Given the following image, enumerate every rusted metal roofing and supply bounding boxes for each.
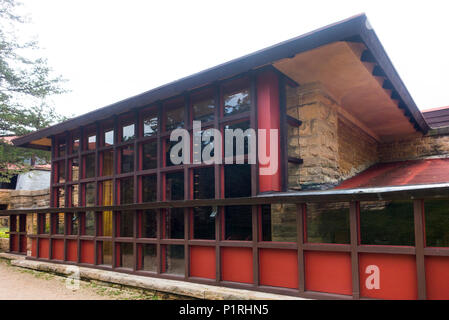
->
[423,106,449,128]
[336,158,449,189]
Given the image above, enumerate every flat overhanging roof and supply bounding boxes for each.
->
[12,13,430,150]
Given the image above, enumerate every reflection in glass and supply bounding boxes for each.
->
[306,202,349,244]
[122,124,135,142]
[164,208,184,239]
[261,204,297,242]
[163,245,184,276]
[193,207,215,240]
[224,206,252,241]
[223,89,250,116]
[425,199,449,247]
[141,244,157,272]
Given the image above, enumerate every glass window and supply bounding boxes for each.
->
[193,207,215,240]
[193,167,214,199]
[101,180,113,206]
[58,138,66,157]
[41,213,50,234]
[104,129,114,146]
[119,178,134,204]
[223,88,250,117]
[224,121,252,157]
[193,97,215,122]
[165,139,181,167]
[87,134,96,150]
[54,213,65,234]
[85,182,96,206]
[224,164,251,198]
[101,211,113,237]
[120,145,134,173]
[70,158,79,181]
[306,202,350,244]
[165,106,184,131]
[100,241,113,266]
[360,200,415,246]
[83,211,95,236]
[27,213,38,235]
[119,243,134,269]
[118,211,134,238]
[57,187,65,208]
[70,185,79,207]
[141,244,157,272]
[141,210,157,238]
[84,154,95,178]
[143,111,158,137]
[142,175,157,203]
[122,123,135,142]
[163,245,184,276]
[164,208,184,239]
[224,206,252,241]
[72,137,80,154]
[101,149,113,176]
[142,141,157,170]
[425,199,449,247]
[166,172,184,201]
[261,204,297,242]
[58,161,65,183]
[68,213,79,235]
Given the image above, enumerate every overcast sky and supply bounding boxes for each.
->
[16,0,449,118]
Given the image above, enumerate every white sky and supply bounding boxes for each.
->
[16,0,449,118]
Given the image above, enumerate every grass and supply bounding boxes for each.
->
[0,227,8,239]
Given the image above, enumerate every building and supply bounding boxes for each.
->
[3,14,449,300]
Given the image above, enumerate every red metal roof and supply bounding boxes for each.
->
[423,106,449,128]
[335,158,449,189]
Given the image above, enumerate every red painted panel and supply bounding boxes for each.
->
[9,234,16,252]
[305,251,352,295]
[257,70,281,193]
[38,238,50,259]
[359,253,417,300]
[80,240,95,264]
[52,239,64,261]
[190,246,215,280]
[425,256,449,300]
[221,247,253,284]
[259,249,298,289]
[20,235,27,253]
[31,239,37,257]
[66,240,78,262]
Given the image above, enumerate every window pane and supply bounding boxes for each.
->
[164,208,184,239]
[101,149,113,176]
[120,145,134,173]
[224,164,251,198]
[141,210,157,238]
[101,180,113,205]
[85,182,95,206]
[163,245,184,276]
[425,199,449,247]
[71,158,79,181]
[193,167,214,199]
[306,202,350,244]
[72,137,80,154]
[224,121,251,156]
[41,213,50,234]
[58,139,66,157]
[84,211,95,236]
[360,201,415,246]
[193,207,215,240]
[122,124,135,142]
[27,213,38,235]
[55,213,64,234]
[84,154,95,178]
[87,134,96,150]
[118,211,134,238]
[104,129,114,146]
[223,88,250,116]
[165,139,180,167]
[57,188,65,208]
[119,243,134,269]
[193,98,214,122]
[143,112,158,137]
[142,141,157,170]
[120,178,134,204]
[70,185,79,207]
[166,172,184,201]
[224,206,252,241]
[142,175,157,203]
[101,211,113,237]
[261,204,297,242]
[58,161,65,183]
[101,241,113,266]
[141,244,157,272]
[165,107,184,131]
[68,213,79,235]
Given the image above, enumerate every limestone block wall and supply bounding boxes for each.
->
[9,189,50,209]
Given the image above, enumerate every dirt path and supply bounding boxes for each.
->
[0,259,156,300]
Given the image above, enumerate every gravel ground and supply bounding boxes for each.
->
[0,258,158,300]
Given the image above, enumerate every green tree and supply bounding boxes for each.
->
[0,0,67,182]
